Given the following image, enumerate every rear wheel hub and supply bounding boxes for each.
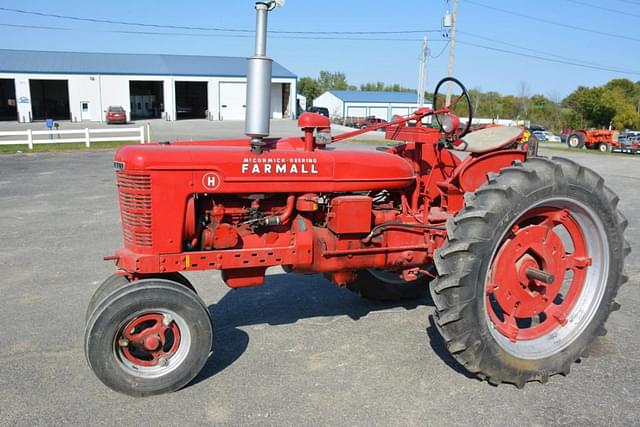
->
[487,208,592,342]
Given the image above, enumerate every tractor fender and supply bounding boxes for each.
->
[456,149,527,194]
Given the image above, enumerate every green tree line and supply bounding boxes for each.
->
[298,71,640,131]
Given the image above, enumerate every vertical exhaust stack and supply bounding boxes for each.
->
[245,0,284,153]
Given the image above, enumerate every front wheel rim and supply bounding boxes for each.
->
[114,309,191,378]
[485,198,609,359]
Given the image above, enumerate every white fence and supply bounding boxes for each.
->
[0,126,145,150]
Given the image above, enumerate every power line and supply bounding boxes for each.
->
[610,0,640,6]
[429,40,450,58]
[3,21,638,76]
[462,0,640,43]
[0,6,441,35]
[458,30,631,70]
[2,21,639,77]
[457,39,640,76]
[0,22,446,43]
[564,0,640,19]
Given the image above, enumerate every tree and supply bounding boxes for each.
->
[468,88,483,117]
[517,81,530,118]
[317,71,349,92]
[501,95,519,119]
[478,91,503,118]
[297,77,320,104]
[561,108,587,130]
[361,81,385,91]
[528,94,562,129]
[563,86,615,128]
[359,81,414,92]
[602,88,640,129]
[604,79,639,100]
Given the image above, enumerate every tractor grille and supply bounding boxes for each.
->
[116,173,152,247]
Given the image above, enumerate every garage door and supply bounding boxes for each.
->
[369,107,388,120]
[391,107,410,118]
[30,79,70,121]
[219,82,246,120]
[346,106,366,118]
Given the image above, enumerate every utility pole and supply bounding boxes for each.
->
[417,36,428,106]
[445,0,458,105]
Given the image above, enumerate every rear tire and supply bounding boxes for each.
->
[348,268,432,301]
[430,157,628,387]
[85,279,212,396]
[567,133,585,149]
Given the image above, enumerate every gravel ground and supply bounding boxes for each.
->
[0,140,638,426]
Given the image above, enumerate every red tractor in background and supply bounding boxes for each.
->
[566,129,638,153]
[84,1,629,396]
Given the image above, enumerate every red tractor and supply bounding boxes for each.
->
[85,1,629,396]
[566,129,624,153]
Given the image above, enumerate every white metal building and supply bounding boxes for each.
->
[0,49,297,123]
[312,90,430,121]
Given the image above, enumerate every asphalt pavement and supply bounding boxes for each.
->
[0,139,638,426]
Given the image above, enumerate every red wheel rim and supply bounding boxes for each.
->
[486,207,592,342]
[118,312,181,367]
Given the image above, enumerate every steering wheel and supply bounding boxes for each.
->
[432,77,473,138]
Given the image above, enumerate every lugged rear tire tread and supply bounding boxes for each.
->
[430,156,629,387]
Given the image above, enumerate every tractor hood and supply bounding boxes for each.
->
[114,138,416,193]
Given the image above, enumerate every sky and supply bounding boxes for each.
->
[0,0,639,99]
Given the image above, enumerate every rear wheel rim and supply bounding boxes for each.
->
[569,137,579,147]
[485,198,609,359]
[114,309,191,378]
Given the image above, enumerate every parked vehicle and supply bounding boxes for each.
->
[356,116,387,129]
[566,129,631,152]
[531,130,547,142]
[535,131,561,143]
[616,134,640,154]
[106,106,127,124]
[84,1,629,397]
[306,106,329,117]
[543,131,562,142]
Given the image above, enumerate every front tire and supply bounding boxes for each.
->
[430,157,629,387]
[85,279,212,396]
[598,142,612,153]
[85,272,197,321]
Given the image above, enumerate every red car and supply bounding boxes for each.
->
[356,116,387,129]
[106,106,127,124]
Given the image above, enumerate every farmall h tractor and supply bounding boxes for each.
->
[85,1,629,396]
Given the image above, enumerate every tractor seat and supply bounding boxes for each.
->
[455,126,523,154]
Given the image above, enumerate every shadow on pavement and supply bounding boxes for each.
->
[190,272,434,387]
[425,315,476,379]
